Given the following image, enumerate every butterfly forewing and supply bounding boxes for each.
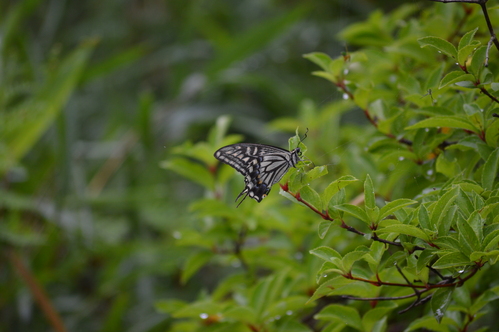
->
[214,143,301,206]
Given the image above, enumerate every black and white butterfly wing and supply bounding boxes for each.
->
[214,143,301,206]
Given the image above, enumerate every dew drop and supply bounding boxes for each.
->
[342,93,349,100]
[323,274,328,278]
[427,169,434,176]
[398,156,404,161]
[286,310,293,316]
[200,313,209,319]
[173,231,182,239]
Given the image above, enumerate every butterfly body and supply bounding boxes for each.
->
[214,143,301,206]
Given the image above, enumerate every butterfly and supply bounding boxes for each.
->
[214,142,303,207]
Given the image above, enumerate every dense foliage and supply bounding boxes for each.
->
[164,2,499,332]
[2,0,499,332]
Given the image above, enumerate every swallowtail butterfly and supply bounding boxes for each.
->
[214,142,302,207]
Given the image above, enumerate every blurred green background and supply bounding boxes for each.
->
[1,0,409,331]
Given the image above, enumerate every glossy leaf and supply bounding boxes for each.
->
[431,287,455,323]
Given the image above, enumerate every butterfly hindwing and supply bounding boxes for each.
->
[214,143,301,206]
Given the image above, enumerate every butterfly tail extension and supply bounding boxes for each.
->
[235,189,250,208]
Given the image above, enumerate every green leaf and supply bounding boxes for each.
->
[181,251,214,284]
[406,316,455,332]
[364,174,376,209]
[361,304,397,332]
[155,299,188,314]
[418,36,458,59]
[416,249,436,274]
[431,236,462,251]
[485,116,499,147]
[318,221,333,239]
[436,153,460,178]
[304,165,328,182]
[439,71,476,89]
[309,246,342,262]
[432,252,470,269]
[456,215,479,252]
[321,175,358,211]
[418,204,431,230]
[481,147,499,190]
[458,42,480,67]
[223,306,257,324]
[299,186,322,210]
[335,204,370,224]
[470,286,499,314]
[453,285,471,308]
[430,186,459,232]
[431,287,455,323]
[405,116,479,133]
[376,223,430,242]
[208,115,233,148]
[250,271,289,317]
[264,295,310,320]
[470,250,499,263]
[458,27,479,51]
[3,40,96,170]
[172,300,225,318]
[483,229,499,251]
[161,158,214,190]
[354,87,370,110]
[316,262,345,282]
[314,304,362,331]
[342,248,369,272]
[379,199,417,221]
[470,46,487,76]
[303,52,334,72]
[310,71,336,83]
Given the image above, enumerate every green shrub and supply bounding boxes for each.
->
[163,2,499,332]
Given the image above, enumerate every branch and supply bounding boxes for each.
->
[7,249,68,332]
[478,1,499,52]
[429,0,486,3]
[282,186,426,251]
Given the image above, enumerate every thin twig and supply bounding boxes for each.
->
[7,249,68,332]
[479,1,499,52]
[485,36,496,67]
[429,0,486,3]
